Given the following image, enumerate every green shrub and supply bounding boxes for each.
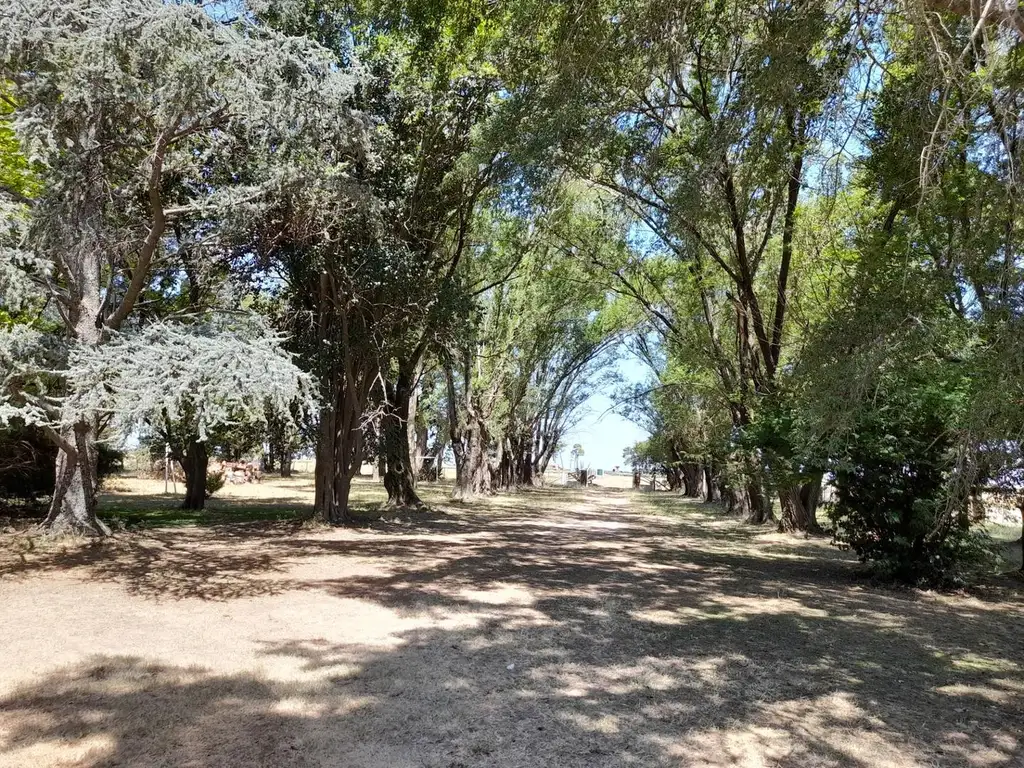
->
[205,469,226,498]
[0,424,123,504]
[827,377,993,587]
[0,424,54,502]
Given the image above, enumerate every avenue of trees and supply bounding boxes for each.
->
[2,0,1024,583]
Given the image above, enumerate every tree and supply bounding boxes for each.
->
[256,0,506,514]
[0,0,364,533]
[499,0,861,530]
[443,194,617,496]
[67,318,315,511]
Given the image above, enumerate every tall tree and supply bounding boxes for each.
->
[0,0,364,533]
[502,0,860,529]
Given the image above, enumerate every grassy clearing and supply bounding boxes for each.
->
[94,474,458,529]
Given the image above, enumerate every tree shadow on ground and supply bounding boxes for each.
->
[1,489,1022,766]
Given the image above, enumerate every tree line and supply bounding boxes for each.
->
[2,0,1023,583]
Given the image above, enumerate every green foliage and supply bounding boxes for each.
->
[0,423,121,504]
[826,371,991,586]
[0,423,54,503]
[205,470,226,499]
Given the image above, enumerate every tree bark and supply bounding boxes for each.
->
[41,420,108,536]
[744,477,774,524]
[41,228,111,536]
[1016,496,1023,573]
[383,365,422,508]
[311,283,373,525]
[800,472,823,519]
[314,397,362,525]
[453,418,491,498]
[704,463,722,503]
[682,462,703,498]
[181,439,209,511]
[777,484,822,533]
[776,472,824,533]
[280,453,292,478]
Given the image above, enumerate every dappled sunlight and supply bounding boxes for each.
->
[2,482,1023,766]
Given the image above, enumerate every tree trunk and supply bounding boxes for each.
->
[313,371,366,525]
[451,437,466,488]
[682,462,703,498]
[737,450,774,524]
[41,420,108,536]
[704,464,722,503]
[42,237,109,536]
[723,484,743,515]
[383,369,422,508]
[314,400,359,525]
[1017,496,1023,573]
[453,419,491,498]
[666,467,681,491]
[315,452,353,525]
[800,472,823,519]
[181,439,209,511]
[521,439,534,486]
[777,484,822,533]
[744,478,774,524]
[280,453,292,478]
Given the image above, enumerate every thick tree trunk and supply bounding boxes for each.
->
[744,479,774,524]
[453,420,491,498]
[723,484,743,515]
[181,440,209,511]
[313,370,366,525]
[42,237,109,536]
[280,453,292,478]
[800,472,823,519]
[314,402,359,524]
[704,464,722,503]
[315,453,353,525]
[682,462,703,498]
[666,467,681,491]
[41,420,108,536]
[777,484,822,533]
[383,369,422,508]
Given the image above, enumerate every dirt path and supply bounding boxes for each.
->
[1,487,1022,767]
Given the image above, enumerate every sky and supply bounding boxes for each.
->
[557,354,650,473]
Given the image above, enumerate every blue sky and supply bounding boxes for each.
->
[558,354,650,472]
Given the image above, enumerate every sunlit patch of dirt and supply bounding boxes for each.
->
[1,478,1022,767]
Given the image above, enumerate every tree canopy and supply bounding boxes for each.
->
[1,0,1023,583]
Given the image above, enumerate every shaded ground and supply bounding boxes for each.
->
[1,479,1022,767]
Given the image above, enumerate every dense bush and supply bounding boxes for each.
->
[0,424,54,502]
[205,470,226,498]
[826,379,992,587]
[0,423,123,505]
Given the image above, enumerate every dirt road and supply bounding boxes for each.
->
[1,486,1022,767]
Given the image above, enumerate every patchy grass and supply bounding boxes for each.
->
[94,474,459,529]
[1,482,1022,767]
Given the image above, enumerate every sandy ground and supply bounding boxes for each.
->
[1,479,1023,768]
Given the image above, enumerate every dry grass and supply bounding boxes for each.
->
[0,477,1022,767]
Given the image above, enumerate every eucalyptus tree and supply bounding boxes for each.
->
[795,7,1024,580]
[0,0,365,533]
